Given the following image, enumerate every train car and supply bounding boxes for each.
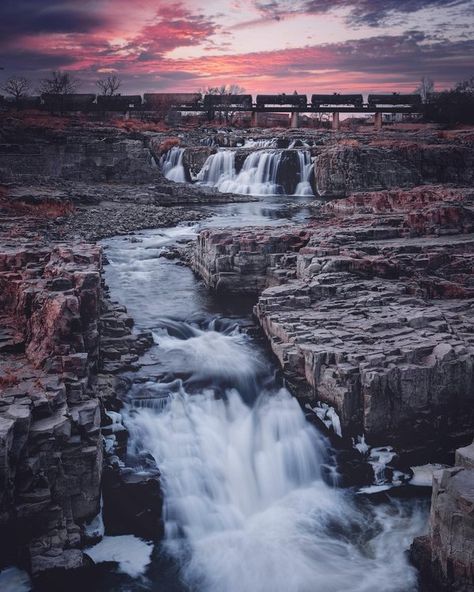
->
[311,94,363,108]
[256,94,307,107]
[367,93,422,107]
[0,96,41,110]
[41,93,96,111]
[203,94,253,109]
[96,95,142,110]
[143,93,202,109]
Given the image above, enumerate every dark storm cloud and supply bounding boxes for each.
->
[0,0,107,43]
[255,0,470,26]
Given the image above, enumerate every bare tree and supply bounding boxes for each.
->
[199,84,247,124]
[416,76,434,103]
[455,76,474,93]
[96,74,121,96]
[39,70,80,95]
[3,76,31,108]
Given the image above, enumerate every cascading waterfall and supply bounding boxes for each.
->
[160,147,187,182]
[100,216,428,592]
[123,319,426,592]
[196,150,236,186]
[159,140,315,197]
[294,150,314,196]
[195,148,314,196]
[198,150,284,196]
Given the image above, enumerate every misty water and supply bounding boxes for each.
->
[89,197,429,592]
[161,147,314,196]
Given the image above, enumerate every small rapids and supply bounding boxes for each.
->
[101,208,428,592]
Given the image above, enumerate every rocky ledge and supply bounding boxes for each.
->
[193,185,474,461]
[411,441,474,592]
[0,217,159,580]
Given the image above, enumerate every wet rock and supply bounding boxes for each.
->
[102,458,163,540]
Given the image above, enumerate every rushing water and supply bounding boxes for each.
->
[91,199,429,592]
[160,146,314,196]
[160,147,187,183]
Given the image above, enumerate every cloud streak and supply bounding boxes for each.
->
[0,1,472,93]
[254,0,470,26]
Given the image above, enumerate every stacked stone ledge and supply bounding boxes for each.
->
[193,186,474,460]
[411,441,474,591]
[0,240,155,577]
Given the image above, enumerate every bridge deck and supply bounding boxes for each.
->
[175,105,419,114]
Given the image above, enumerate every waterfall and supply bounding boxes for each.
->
[124,319,426,592]
[293,150,314,196]
[160,147,187,182]
[198,150,284,196]
[160,144,315,197]
[197,149,314,197]
[196,151,236,186]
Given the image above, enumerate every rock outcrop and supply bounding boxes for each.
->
[194,186,474,460]
[314,142,474,197]
[412,442,474,591]
[0,216,157,577]
[0,242,104,574]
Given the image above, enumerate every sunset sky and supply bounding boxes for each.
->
[0,0,473,95]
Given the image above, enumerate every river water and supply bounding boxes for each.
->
[89,196,430,592]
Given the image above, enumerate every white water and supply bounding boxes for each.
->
[294,150,314,196]
[196,150,236,187]
[0,567,31,592]
[165,145,315,197]
[160,147,187,182]
[125,321,425,592]
[198,150,289,196]
[85,535,153,578]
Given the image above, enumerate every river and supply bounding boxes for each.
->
[87,196,429,592]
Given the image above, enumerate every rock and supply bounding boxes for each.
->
[102,459,163,540]
[411,446,474,591]
[194,186,474,461]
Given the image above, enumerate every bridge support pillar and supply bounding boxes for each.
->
[251,111,258,127]
[332,111,340,131]
[374,112,383,131]
[290,111,299,129]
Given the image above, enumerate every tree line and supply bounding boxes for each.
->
[2,71,122,106]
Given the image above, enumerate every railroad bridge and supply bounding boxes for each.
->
[190,93,422,129]
[0,91,422,129]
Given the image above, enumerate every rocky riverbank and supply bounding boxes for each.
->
[0,207,162,581]
[0,115,233,582]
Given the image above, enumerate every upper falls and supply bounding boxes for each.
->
[160,145,315,196]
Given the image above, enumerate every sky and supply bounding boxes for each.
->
[0,0,473,95]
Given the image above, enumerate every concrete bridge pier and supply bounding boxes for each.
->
[332,111,340,131]
[290,111,299,129]
[251,111,259,127]
[374,112,383,131]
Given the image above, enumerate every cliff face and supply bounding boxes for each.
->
[0,243,103,574]
[314,142,474,197]
[0,224,159,577]
[412,442,474,592]
[193,186,474,460]
[0,123,161,184]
